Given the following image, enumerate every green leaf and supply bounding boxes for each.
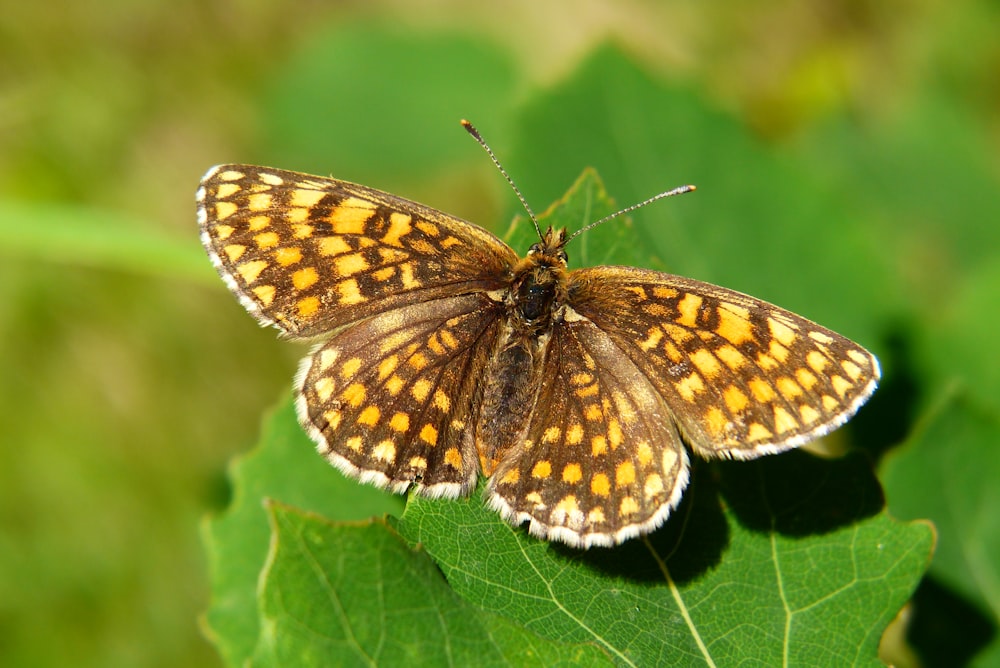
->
[201,399,404,667]
[209,396,932,667]
[397,451,932,667]
[0,200,211,281]
[260,24,518,186]
[924,261,1000,416]
[501,167,651,271]
[253,502,611,667]
[881,388,1000,665]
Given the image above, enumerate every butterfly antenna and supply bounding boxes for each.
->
[565,184,697,244]
[461,120,543,239]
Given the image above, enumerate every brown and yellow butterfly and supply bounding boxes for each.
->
[197,122,878,548]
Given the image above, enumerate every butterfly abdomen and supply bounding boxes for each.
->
[475,249,571,475]
[476,339,543,474]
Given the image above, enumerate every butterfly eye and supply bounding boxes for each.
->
[527,243,542,256]
[557,249,568,264]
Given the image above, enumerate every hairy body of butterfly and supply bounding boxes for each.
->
[197,163,879,549]
[478,229,568,474]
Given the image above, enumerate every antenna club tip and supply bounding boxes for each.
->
[687,185,697,192]
[460,119,480,138]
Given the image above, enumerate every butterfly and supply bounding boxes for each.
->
[197,122,879,548]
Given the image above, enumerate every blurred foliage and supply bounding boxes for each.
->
[1,1,998,667]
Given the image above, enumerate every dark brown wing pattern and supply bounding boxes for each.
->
[567,266,880,460]
[297,294,502,497]
[198,162,881,550]
[197,164,517,338]
[487,316,691,548]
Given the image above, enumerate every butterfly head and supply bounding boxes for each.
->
[526,226,569,267]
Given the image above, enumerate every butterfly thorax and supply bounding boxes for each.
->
[476,227,571,474]
[506,227,570,334]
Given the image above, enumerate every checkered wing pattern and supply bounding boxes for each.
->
[197,164,517,339]
[297,294,502,497]
[198,160,881,550]
[487,317,691,548]
[567,266,880,460]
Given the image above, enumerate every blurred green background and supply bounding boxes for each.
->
[2,1,998,666]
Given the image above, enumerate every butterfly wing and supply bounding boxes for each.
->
[487,317,691,548]
[298,293,503,496]
[197,164,518,339]
[566,266,880,459]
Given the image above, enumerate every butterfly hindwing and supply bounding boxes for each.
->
[487,316,690,548]
[297,293,503,497]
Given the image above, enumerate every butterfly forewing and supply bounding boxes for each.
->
[566,266,880,459]
[197,164,518,338]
